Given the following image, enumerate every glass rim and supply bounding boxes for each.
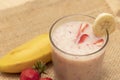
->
[49,14,109,56]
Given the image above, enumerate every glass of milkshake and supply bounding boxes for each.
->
[49,14,109,80]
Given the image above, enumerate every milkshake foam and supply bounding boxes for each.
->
[52,21,105,55]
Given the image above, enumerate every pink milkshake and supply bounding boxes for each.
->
[49,15,109,80]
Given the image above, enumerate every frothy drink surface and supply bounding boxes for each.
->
[52,21,105,55]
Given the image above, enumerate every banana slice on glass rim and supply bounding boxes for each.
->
[93,13,116,37]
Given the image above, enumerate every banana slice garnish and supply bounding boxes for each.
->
[93,13,116,36]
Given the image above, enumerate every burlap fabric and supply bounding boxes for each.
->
[0,0,120,80]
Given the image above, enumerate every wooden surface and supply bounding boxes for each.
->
[0,0,120,80]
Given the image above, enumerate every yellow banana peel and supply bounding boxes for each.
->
[0,34,52,73]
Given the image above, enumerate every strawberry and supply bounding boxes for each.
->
[76,24,82,39]
[75,23,89,43]
[93,39,104,46]
[93,39,104,44]
[20,68,39,80]
[40,77,52,80]
[81,23,89,32]
[20,61,46,80]
[78,34,89,44]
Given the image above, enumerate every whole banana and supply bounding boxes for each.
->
[0,34,52,73]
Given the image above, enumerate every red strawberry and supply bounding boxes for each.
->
[20,61,46,80]
[75,23,89,43]
[78,34,89,44]
[40,77,52,80]
[20,68,39,80]
[93,39,104,44]
[76,24,82,39]
[81,23,89,32]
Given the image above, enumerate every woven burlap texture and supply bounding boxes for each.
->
[0,0,120,80]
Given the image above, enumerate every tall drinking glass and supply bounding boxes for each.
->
[49,14,109,80]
